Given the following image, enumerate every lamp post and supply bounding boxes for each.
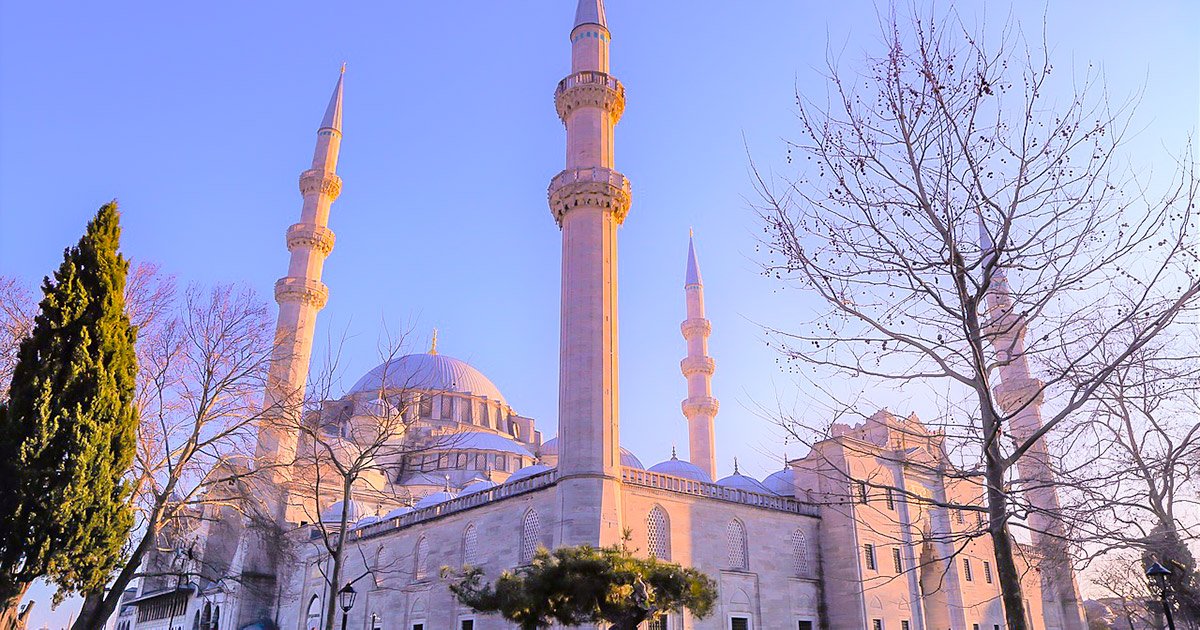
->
[338,583,357,630]
[1146,562,1176,630]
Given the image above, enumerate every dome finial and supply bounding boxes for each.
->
[670,445,678,460]
[429,328,438,355]
[733,457,740,474]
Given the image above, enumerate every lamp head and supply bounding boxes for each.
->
[338,583,357,612]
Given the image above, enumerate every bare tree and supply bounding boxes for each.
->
[71,282,275,630]
[755,7,1199,630]
[0,278,37,399]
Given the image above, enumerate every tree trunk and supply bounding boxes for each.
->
[322,479,353,630]
[0,583,32,630]
[983,412,1029,630]
[71,515,161,630]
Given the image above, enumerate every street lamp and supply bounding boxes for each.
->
[338,583,357,630]
[1146,562,1176,630]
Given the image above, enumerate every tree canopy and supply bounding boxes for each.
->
[444,543,717,630]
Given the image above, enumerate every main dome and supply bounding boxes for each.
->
[349,353,507,405]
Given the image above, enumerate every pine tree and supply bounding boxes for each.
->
[0,202,139,630]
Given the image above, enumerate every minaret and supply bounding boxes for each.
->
[549,0,631,546]
[681,233,718,479]
[978,221,1087,630]
[255,67,344,511]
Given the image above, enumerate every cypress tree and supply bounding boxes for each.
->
[0,202,138,628]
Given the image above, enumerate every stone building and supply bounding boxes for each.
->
[124,2,1087,629]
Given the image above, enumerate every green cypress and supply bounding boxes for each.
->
[0,202,138,620]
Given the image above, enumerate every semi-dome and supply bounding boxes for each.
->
[349,352,507,405]
[414,490,457,509]
[505,464,552,483]
[320,500,366,523]
[461,478,498,494]
[354,515,380,529]
[648,451,712,483]
[717,462,772,494]
[539,437,644,469]
[383,505,413,520]
[433,431,532,456]
[762,467,797,496]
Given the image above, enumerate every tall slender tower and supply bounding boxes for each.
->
[549,0,631,546]
[681,233,718,479]
[254,68,344,490]
[979,223,1087,630]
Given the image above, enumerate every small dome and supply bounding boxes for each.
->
[461,478,498,495]
[717,472,772,494]
[505,464,552,483]
[349,353,507,405]
[355,398,395,418]
[320,500,366,523]
[354,515,380,529]
[648,452,712,483]
[539,437,643,469]
[433,431,532,456]
[383,505,413,520]
[762,468,797,496]
[414,490,457,509]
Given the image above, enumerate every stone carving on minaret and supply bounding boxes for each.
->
[681,233,718,480]
[550,0,629,547]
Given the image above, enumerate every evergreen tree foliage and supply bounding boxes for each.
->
[444,543,717,630]
[0,202,139,615]
[1143,522,1200,628]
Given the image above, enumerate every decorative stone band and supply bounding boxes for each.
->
[555,70,625,123]
[680,355,715,377]
[274,276,329,309]
[680,318,712,339]
[992,375,1045,414]
[298,169,343,200]
[682,395,719,418]
[285,222,336,256]
[547,167,632,226]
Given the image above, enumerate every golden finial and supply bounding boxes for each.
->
[340,62,347,74]
[429,328,438,355]
[689,226,694,238]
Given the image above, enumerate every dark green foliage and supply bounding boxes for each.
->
[0,202,139,605]
[444,544,717,630]
[1143,522,1200,627]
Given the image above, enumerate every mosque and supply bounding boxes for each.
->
[119,2,1090,630]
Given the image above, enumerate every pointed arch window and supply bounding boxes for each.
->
[726,519,748,570]
[791,528,810,576]
[463,523,480,566]
[647,505,671,560]
[520,509,541,563]
[305,596,321,630]
[414,535,429,580]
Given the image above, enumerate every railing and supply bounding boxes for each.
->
[548,167,631,194]
[621,467,820,517]
[555,70,623,97]
[352,469,559,540]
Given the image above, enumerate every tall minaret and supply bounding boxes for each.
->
[681,233,718,479]
[549,0,631,546]
[979,221,1087,630]
[256,68,344,509]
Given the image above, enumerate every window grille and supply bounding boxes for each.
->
[885,488,895,510]
[647,506,671,560]
[731,618,749,630]
[520,509,541,563]
[791,529,810,576]
[857,481,869,504]
[956,509,965,524]
[901,622,910,630]
[872,619,883,630]
[726,520,748,570]
[647,616,667,630]
[798,622,814,630]
[963,558,973,581]
[893,547,903,573]
[864,544,876,570]
[984,560,993,583]
[440,395,451,419]
[463,524,479,565]
[414,536,429,579]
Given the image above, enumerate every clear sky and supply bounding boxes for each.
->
[1,1,1196,627]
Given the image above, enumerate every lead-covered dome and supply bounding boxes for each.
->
[349,353,507,405]
[717,470,772,494]
[538,437,644,469]
[648,452,712,483]
[762,468,797,496]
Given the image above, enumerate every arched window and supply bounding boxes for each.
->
[305,596,321,630]
[726,519,748,570]
[211,606,220,630]
[463,523,480,565]
[647,505,671,560]
[414,536,429,580]
[200,603,211,630]
[520,509,541,563]
[791,528,810,576]
[192,611,200,630]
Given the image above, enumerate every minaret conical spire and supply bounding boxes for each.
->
[681,232,718,480]
[550,0,629,547]
[319,65,345,132]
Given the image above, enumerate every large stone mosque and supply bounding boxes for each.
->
[119,2,1090,630]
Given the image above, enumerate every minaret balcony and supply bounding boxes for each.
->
[299,168,343,199]
[682,396,720,418]
[286,223,336,256]
[548,167,632,226]
[555,70,625,122]
[680,356,715,377]
[274,276,329,309]
[681,318,712,339]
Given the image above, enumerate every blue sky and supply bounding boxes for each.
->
[1,1,1196,626]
